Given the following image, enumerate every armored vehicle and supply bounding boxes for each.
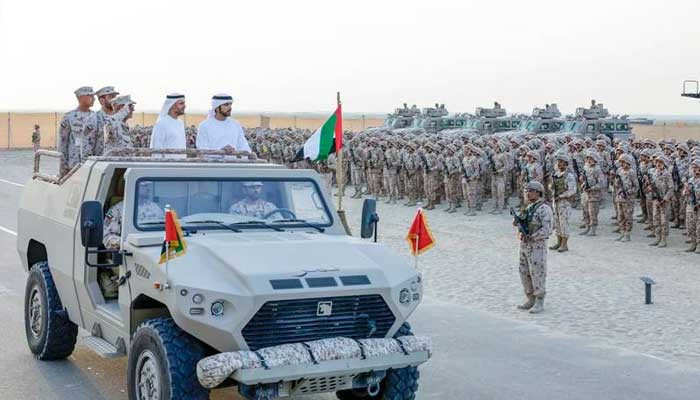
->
[18,149,431,400]
[462,102,522,135]
[384,103,422,129]
[494,104,564,137]
[550,100,634,141]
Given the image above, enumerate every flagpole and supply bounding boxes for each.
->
[414,204,421,270]
[336,91,352,235]
[164,205,171,290]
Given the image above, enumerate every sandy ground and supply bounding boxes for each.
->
[335,185,700,369]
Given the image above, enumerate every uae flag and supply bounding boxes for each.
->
[293,104,342,162]
[406,208,436,256]
[159,209,187,264]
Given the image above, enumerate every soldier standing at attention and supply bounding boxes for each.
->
[613,154,639,242]
[58,86,95,176]
[84,86,119,156]
[31,124,41,152]
[549,154,577,253]
[649,155,675,248]
[684,159,700,253]
[514,181,553,314]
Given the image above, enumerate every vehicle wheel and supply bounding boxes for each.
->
[24,261,78,360]
[127,317,209,400]
[336,322,420,400]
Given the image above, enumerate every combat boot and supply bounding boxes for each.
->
[685,243,697,253]
[558,237,569,253]
[695,245,700,254]
[579,225,590,235]
[425,200,435,210]
[649,235,661,246]
[658,236,668,248]
[621,232,631,242]
[614,232,624,241]
[644,224,653,231]
[465,209,477,216]
[517,294,536,310]
[529,296,545,314]
[448,203,457,213]
[578,223,587,229]
[549,236,562,251]
[444,204,452,212]
[586,225,597,236]
[612,227,621,234]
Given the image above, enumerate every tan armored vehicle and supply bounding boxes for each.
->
[18,149,431,400]
[552,100,634,140]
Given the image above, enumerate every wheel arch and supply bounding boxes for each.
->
[27,239,48,271]
[130,294,172,335]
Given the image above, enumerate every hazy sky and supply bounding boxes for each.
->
[1,0,699,115]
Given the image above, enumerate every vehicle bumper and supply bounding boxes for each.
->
[196,336,432,392]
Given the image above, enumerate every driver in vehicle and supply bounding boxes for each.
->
[101,180,163,299]
[229,181,277,219]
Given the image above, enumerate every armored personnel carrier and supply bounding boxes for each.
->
[18,149,431,400]
[494,104,564,137]
[551,100,633,140]
[384,103,422,130]
[462,102,521,135]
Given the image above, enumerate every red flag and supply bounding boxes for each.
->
[164,210,178,241]
[334,103,343,153]
[406,209,435,255]
[160,209,187,264]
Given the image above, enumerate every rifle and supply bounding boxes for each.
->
[672,161,681,190]
[634,155,645,201]
[488,154,497,173]
[687,182,697,208]
[510,207,530,236]
[616,173,628,199]
[420,153,430,172]
[652,181,664,202]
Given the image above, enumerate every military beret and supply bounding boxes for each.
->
[525,181,545,194]
[74,86,94,96]
[96,86,119,97]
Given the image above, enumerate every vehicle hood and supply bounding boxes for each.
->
[133,231,416,294]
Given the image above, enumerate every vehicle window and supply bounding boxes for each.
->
[586,124,596,133]
[616,123,628,131]
[602,123,615,131]
[511,121,520,128]
[540,123,549,131]
[134,178,332,230]
[484,121,492,129]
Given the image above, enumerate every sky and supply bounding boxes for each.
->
[0,0,699,116]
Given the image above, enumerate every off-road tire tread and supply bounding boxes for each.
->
[26,261,78,360]
[130,317,209,400]
[336,322,421,400]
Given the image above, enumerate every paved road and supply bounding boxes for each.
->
[1,150,699,399]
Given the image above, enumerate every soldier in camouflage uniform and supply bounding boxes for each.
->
[580,152,604,236]
[32,124,41,152]
[403,142,419,207]
[612,154,639,242]
[421,144,439,210]
[648,155,675,248]
[384,139,401,204]
[549,154,577,252]
[684,159,700,253]
[82,86,119,158]
[489,141,509,214]
[443,145,462,213]
[514,181,553,314]
[461,144,481,216]
[58,86,95,176]
[229,182,277,218]
[367,138,384,198]
[103,95,136,155]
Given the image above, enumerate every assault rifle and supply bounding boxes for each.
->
[652,181,664,203]
[420,153,430,172]
[510,206,529,235]
[672,161,682,190]
[688,182,697,208]
[488,154,497,173]
[634,155,645,201]
[615,173,628,199]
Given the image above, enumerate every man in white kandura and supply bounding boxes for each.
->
[196,93,251,154]
[150,93,187,157]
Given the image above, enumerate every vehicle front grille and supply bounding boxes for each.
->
[242,295,395,351]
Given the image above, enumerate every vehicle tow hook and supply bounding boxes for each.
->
[367,382,381,396]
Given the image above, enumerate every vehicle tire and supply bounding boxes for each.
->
[24,261,78,360]
[336,322,420,400]
[127,317,209,400]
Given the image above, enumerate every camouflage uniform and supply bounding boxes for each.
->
[550,157,577,251]
[443,147,462,212]
[103,108,133,155]
[422,147,439,210]
[229,199,277,219]
[32,128,41,152]
[82,109,114,157]
[58,108,95,175]
[384,145,401,204]
[649,157,675,247]
[612,156,639,241]
[101,200,163,298]
[490,148,508,213]
[518,196,553,312]
[685,170,700,253]
[367,142,384,198]
[461,147,481,215]
[580,156,604,236]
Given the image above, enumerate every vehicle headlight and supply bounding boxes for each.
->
[399,289,411,305]
[211,301,225,316]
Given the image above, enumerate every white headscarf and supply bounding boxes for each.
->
[157,93,185,122]
[207,93,234,118]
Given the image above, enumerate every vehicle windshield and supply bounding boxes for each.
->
[134,178,332,230]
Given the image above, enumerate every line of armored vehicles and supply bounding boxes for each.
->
[383,99,636,141]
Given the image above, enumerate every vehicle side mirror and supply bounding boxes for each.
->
[81,201,104,248]
[360,199,379,241]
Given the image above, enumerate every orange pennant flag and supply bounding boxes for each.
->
[406,208,435,256]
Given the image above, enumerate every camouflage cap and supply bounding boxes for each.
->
[95,86,119,97]
[656,155,670,168]
[618,154,634,166]
[677,143,689,154]
[74,86,94,96]
[691,159,700,168]
[585,151,599,163]
[640,149,654,158]
[555,153,571,165]
[111,95,136,106]
[525,180,545,194]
